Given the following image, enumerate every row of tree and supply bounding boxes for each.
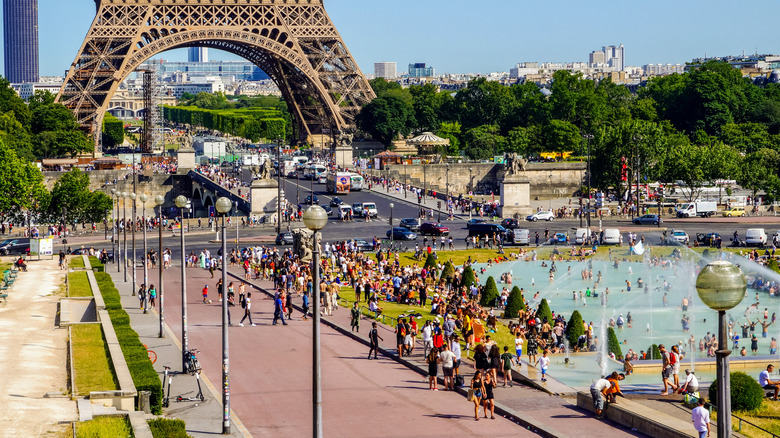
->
[0,139,112,226]
[0,79,93,161]
[357,61,780,200]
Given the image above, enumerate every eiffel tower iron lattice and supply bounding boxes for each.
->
[56,0,375,151]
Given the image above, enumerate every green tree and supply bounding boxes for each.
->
[0,111,34,161]
[463,125,503,160]
[719,122,771,153]
[409,83,440,133]
[504,125,541,156]
[47,169,110,224]
[537,299,553,325]
[102,114,125,148]
[709,372,765,411]
[424,252,438,272]
[436,122,461,156]
[740,148,780,199]
[460,265,476,288]
[607,327,623,359]
[439,261,456,283]
[369,77,402,96]
[543,119,581,159]
[0,77,32,128]
[454,78,514,131]
[356,95,415,146]
[565,310,584,347]
[26,90,93,158]
[503,286,525,318]
[480,276,499,307]
[0,139,48,223]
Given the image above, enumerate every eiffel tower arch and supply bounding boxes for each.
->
[56,0,376,152]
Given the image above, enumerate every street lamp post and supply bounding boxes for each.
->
[389,203,395,244]
[122,192,129,282]
[583,133,594,228]
[423,164,427,202]
[215,196,233,435]
[175,195,189,372]
[276,138,283,234]
[695,261,747,438]
[468,168,473,220]
[302,206,328,438]
[403,162,407,198]
[446,164,450,221]
[111,189,118,270]
[155,195,165,338]
[130,193,137,297]
[139,194,149,314]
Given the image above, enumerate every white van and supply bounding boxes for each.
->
[601,228,622,245]
[575,228,590,245]
[745,228,767,247]
[513,228,530,245]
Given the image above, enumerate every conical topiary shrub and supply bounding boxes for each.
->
[709,371,765,412]
[461,265,476,288]
[503,286,525,318]
[537,299,553,325]
[607,327,623,359]
[480,276,499,307]
[440,261,455,283]
[565,310,584,347]
[424,252,438,273]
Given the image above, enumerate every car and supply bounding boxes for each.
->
[554,232,568,244]
[419,222,450,236]
[0,238,30,255]
[354,239,374,252]
[387,227,417,241]
[399,218,420,231]
[317,175,327,184]
[303,195,319,205]
[329,197,344,207]
[500,218,519,229]
[722,207,746,217]
[70,248,115,261]
[275,232,294,245]
[352,202,364,217]
[668,229,689,245]
[632,214,662,225]
[466,218,489,229]
[511,228,531,245]
[696,232,720,246]
[321,205,333,216]
[526,211,554,222]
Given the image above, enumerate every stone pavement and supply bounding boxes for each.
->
[149,262,539,437]
[105,264,247,438]
[0,257,76,437]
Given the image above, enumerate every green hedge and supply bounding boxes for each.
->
[149,418,191,438]
[480,276,499,307]
[88,256,104,272]
[95,272,163,414]
[565,310,584,347]
[503,286,525,318]
[102,114,124,148]
[164,106,289,142]
[607,327,623,359]
[709,371,765,412]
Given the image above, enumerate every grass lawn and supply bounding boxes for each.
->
[76,416,132,438]
[338,286,517,359]
[71,325,118,395]
[70,257,85,269]
[68,271,92,297]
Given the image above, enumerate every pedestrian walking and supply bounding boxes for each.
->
[368,322,383,359]
[138,284,147,310]
[239,292,255,327]
[691,398,710,438]
[273,290,288,325]
[350,302,360,332]
[202,284,210,303]
[427,347,440,390]
[482,372,496,419]
[148,284,157,307]
[469,371,485,421]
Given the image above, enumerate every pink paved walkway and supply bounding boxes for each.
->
[159,266,537,437]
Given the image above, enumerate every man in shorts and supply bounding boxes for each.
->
[590,378,613,418]
[395,318,407,357]
[500,346,515,387]
[759,364,779,400]
[439,343,456,390]
[659,344,675,395]
[514,332,524,366]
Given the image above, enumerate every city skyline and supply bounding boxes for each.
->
[1,0,780,79]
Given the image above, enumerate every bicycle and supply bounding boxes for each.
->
[184,349,201,374]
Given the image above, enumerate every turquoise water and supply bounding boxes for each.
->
[474,250,780,388]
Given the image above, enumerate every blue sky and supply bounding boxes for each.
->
[3,0,780,77]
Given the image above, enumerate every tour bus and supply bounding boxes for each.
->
[350,173,365,191]
[304,164,328,180]
[326,172,351,194]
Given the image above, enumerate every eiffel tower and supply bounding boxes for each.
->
[56,0,375,151]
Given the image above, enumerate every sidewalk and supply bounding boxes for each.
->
[105,264,247,438]
[233,270,645,438]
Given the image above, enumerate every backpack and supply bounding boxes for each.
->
[670,352,677,365]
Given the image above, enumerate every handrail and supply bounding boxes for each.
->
[707,401,779,438]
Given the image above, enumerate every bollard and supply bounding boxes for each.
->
[138,390,151,413]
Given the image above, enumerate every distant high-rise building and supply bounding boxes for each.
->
[602,44,625,71]
[408,62,435,78]
[374,62,397,79]
[3,0,39,83]
[188,47,209,63]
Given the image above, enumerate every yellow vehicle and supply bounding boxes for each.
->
[540,151,573,161]
[722,207,746,217]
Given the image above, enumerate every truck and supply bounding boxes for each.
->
[676,201,717,218]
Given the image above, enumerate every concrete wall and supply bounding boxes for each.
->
[382,162,586,200]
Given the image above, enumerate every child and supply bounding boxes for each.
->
[536,349,550,382]
[202,284,210,303]
[500,346,515,387]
